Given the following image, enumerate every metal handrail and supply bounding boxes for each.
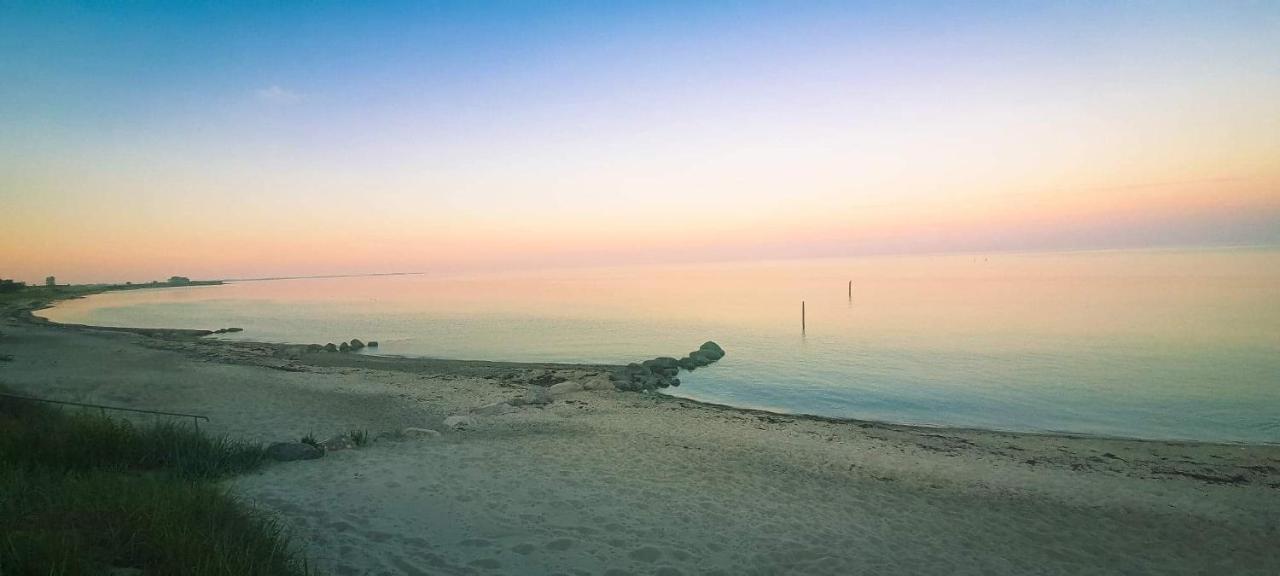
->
[0,392,209,429]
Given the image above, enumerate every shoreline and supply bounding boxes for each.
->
[16,285,1275,448]
[4,285,1279,573]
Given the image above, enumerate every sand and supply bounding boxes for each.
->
[2,297,1278,575]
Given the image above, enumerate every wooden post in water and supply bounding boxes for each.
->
[847,280,852,300]
[802,300,806,334]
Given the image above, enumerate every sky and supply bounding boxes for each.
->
[1,1,1278,283]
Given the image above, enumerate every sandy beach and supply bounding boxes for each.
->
[2,295,1278,575]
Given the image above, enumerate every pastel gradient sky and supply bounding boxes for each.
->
[2,1,1278,283]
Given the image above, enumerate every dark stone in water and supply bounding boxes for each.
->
[618,347,721,392]
[367,341,379,347]
[323,343,338,352]
[699,341,725,360]
[349,339,365,350]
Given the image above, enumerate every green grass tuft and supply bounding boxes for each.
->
[0,398,266,479]
[0,392,313,575]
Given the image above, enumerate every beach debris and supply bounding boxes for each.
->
[349,338,365,350]
[266,441,324,461]
[323,433,356,451]
[614,341,725,392]
[472,401,519,416]
[402,427,441,438]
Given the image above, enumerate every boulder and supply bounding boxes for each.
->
[642,357,680,371]
[339,342,351,352]
[548,380,584,395]
[349,339,365,350]
[306,344,323,352]
[520,387,554,405]
[677,356,698,370]
[266,442,324,461]
[699,341,725,360]
[580,373,614,390]
[687,350,715,366]
[367,341,379,347]
[323,343,338,352]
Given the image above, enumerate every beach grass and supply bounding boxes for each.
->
[0,390,312,575]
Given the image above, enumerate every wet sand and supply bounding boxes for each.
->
[2,294,1278,575]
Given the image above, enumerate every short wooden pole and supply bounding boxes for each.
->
[847,280,851,300]
[802,300,806,334]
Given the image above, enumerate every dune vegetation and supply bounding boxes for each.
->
[0,387,311,575]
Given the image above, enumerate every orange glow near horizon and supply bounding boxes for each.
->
[2,3,1279,283]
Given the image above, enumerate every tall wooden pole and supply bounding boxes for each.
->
[802,300,806,334]
[848,280,851,300]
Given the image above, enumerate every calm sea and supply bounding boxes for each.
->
[39,249,1280,443]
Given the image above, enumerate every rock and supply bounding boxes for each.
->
[642,357,680,371]
[518,387,554,405]
[444,415,477,430]
[581,373,614,390]
[266,442,324,461]
[339,342,351,352]
[402,427,441,438]
[323,343,338,352]
[548,380,584,395]
[349,338,365,350]
[699,341,725,360]
[677,356,698,370]
[688,350,715,366]
[306,344,323,352]
[670,377,680,387]
[367,341,379,347]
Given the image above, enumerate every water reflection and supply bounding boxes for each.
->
[39,249,1280,442]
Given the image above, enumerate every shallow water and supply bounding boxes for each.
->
[40,249,1280,442]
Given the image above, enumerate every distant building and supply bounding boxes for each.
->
[45,276,56,287]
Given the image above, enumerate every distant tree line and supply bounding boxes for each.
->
[0,279,26,293]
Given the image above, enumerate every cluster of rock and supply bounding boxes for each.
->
[211,327,244,334]
[306,338,379,353]
[614,341,725,392]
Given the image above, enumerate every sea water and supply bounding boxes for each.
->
[39,248,1280,443]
